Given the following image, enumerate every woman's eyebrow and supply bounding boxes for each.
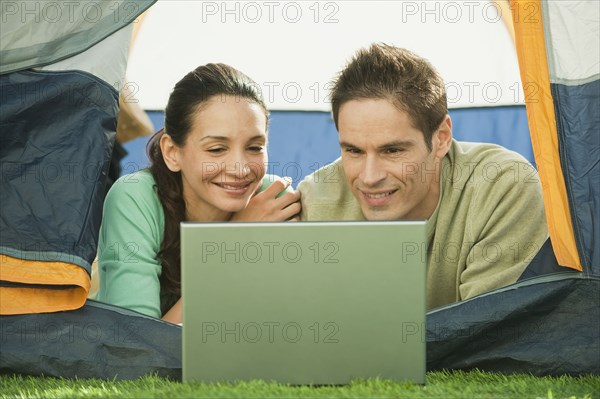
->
[198,135,229,142]
[246,134,267,142]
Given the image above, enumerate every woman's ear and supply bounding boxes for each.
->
[160,133,181,172]
[433,115,453,160]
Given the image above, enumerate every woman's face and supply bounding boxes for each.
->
[162,95,268,221]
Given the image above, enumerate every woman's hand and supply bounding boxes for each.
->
[162,297,182,324]
[231,177,301,222]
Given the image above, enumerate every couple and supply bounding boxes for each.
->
[96,44,548,324]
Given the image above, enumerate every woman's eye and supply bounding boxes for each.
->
[207,148,226,154]
[248,146,264,153]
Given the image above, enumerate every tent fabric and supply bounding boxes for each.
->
[1,70,119,270]
[127,1,523,112]
[542,0,599,273]
[0,0,155,74]
[2,275,597,380]
[544,1,599,84]
[0,257,90,315]
[427,275,600,376]
[0,2,155,314]
[517,238,562,282]
[552,81,600,272]
[511,0,585,270]
[34,23,134,91]
[121,106,534,189]
[0,69,118,314]
[0,300,182,380]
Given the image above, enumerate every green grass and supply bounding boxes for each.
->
[1,370,598,399]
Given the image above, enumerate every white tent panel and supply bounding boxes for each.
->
[545,0,600,84]
[35,24,133,90]
[127,0,523,110]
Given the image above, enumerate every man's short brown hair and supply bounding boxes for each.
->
[331,43,447,151]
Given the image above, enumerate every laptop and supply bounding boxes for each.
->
[181,221,427,385]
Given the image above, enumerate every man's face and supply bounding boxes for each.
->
[338,99,451,221]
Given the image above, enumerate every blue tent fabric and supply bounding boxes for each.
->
[517,239,562,281]
[0,70,119,271]
[551,80,600,273]
[427,275,600,376]
[121,106,533,188]
[0,300,181,380]
[0,0,155,315]
[2,275,597,380]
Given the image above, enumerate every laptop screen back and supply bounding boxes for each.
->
[181,221,426,384]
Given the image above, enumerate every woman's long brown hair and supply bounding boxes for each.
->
[146,63,268,303]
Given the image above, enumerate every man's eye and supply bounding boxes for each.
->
[385,148,403,154]
[248,146,264,153]
[207,148,226,153]
[345,148,362,154]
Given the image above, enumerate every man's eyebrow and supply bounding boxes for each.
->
[339,141,359,148]
[378,140,414,150]
[339,140,415,149]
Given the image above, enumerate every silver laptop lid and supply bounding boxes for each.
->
[182,221,427,384]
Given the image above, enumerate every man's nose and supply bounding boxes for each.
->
[360,155,386,186]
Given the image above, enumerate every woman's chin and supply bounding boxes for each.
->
[218,199,252,214]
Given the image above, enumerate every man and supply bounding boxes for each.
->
[297,44,549,309]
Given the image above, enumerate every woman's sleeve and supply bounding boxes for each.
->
[96,174,164,318]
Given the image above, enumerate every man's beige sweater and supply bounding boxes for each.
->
[298,140,549,309]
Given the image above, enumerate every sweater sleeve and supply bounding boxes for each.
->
[459,159,549,300]
[297,159,364,221]
[96,172,164,318]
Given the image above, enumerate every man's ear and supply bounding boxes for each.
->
[433,115,453,159]
[160,133,181,172]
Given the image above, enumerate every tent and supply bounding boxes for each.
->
[1,0,598,379]
[0,0,154,314]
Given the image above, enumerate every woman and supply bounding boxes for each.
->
[96,64,300,324]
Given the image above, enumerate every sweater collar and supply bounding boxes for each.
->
[425,139,457,243]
